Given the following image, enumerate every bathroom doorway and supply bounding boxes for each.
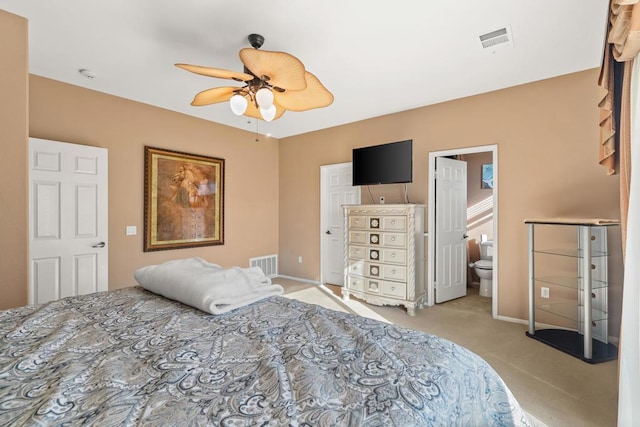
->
[427,145,498,318]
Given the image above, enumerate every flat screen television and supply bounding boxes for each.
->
[352,140,412,186]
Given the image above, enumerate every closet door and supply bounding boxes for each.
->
[29,138,108,304]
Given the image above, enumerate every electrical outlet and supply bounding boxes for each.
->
[541,287,550,299]
[298,256,303,264]
[379,196,385,204]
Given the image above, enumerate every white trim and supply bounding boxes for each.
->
[496,315,527,324]
[276,274,321,285]
[427,144,498,319]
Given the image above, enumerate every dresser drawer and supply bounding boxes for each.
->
[382,216,406,231]
[349,246,366,260]
[363,278,406,299]
[348,260,406,282]
[382,264,406,281]
[380,248,406,265]
[347,275,365,292]
[381,232,406,248]
[349,216,367,229]
[381,280,406,299]
[348,260,366,276]
[348,260,383,279]
[367,247,405,264]
[349,231,367,244]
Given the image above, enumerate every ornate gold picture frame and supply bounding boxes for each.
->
[144,146,224,251]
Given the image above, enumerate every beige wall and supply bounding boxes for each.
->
[279,69,623,327]
[0,10,623,331]
[0,10,28,310]
[26,76,280,291]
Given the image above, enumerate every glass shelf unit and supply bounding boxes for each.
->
[534,276,608,290]
[525,220,619,364]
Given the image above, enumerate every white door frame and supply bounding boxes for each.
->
[320,162,361,285]
[427,144,498,318]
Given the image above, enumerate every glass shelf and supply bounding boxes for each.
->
[533,248,608,258]
[536,301,609,322]
[534,276,608,290]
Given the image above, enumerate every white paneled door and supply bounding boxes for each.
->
[29,138,108,305]
[320,163,361,285]
[435,157,467,303]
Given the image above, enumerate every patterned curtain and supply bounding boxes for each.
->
[597,0,640,253]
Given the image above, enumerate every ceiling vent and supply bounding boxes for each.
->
[479,26,514,51]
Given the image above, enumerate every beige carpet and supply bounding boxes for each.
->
[278,279,618,427]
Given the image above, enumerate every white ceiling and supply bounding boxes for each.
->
[0,1,609,139]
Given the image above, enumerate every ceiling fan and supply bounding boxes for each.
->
[175,34,334,122]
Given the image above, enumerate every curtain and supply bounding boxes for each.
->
[598,1,640,250]
[617,55,639,427]
[602,1,640,426]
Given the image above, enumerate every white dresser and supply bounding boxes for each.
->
[343,204,425,316]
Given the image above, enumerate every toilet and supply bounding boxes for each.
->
[473,240,493,297]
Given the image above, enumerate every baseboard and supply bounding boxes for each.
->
[496,315,528,325]
[275,275,321,285]
[497,315,570,330]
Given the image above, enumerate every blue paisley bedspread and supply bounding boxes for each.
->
[0,287,531,426]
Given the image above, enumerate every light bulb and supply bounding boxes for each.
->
[229,94,248,115]
[260,105,276,122]
[255,88,274,109]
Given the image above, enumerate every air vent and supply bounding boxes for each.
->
[479,26,513,50]
[250,254,278,277]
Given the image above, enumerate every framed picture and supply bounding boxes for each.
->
[481,163,494,189]
[144,146,224,251]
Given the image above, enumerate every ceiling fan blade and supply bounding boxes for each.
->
[239,48,307,91]
[243,98,286,121]
[176,63,254,82]
[275,72,334,111]
[191,86,242,106]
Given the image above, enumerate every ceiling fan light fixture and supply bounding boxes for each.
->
[260,105,277,122]
[255,87,274,109]
[230,94,248,115]
[177,33,333,123]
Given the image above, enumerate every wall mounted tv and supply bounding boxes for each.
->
[352,140,413,186]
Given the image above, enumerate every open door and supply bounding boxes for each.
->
[435,157,467,303]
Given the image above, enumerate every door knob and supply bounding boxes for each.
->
[462,234,469,239]
[325,230,332,235]
[91,242,106,248]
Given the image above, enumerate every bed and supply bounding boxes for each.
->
[0,259,531,426]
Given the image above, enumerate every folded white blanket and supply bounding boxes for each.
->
[134,257,284,315]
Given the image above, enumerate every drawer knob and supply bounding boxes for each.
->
[391,269,396,274]
[391,286,395,291]
[391,237,396,241]
[391,253,396,258]
[391,220,396,224]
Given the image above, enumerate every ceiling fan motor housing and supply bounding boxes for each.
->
[248,34,264,49]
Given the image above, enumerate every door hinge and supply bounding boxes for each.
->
[433,171,438,179]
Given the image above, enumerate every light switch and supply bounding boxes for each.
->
[126,226,137,236]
